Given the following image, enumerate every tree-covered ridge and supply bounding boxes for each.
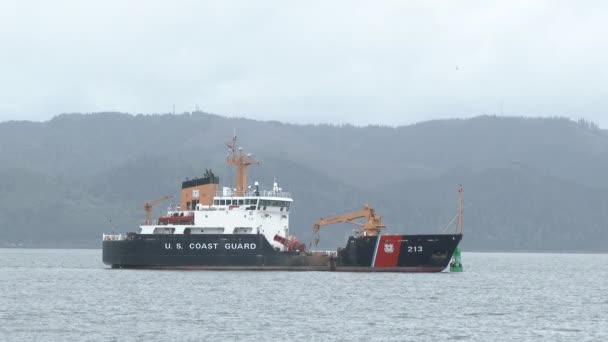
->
[1,112,606,251]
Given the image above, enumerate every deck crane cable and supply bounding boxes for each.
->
[440,212,459,234]
[441,185,465,234]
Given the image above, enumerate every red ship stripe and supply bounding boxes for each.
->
[373,235,402,267]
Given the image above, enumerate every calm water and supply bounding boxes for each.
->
[0,249,605,341]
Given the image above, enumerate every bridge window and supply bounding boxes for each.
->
[257,200,290,208]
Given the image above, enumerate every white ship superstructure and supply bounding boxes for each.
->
[140,183,293,251]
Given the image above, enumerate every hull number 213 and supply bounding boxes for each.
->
[407,246,423,253]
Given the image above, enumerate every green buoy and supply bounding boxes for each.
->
[450,185,464,272]
[450,245,463,272]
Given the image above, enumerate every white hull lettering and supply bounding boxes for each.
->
[168,242,256,250]
[189,243,219,250]
[225,243,256,250]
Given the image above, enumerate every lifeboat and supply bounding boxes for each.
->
[158,213,194,225]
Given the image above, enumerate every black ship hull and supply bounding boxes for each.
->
[103,233,462,272]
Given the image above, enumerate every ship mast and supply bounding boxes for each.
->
[226,135,258,196]
[457,184,463,234]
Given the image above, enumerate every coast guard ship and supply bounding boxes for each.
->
[103,136,462,271]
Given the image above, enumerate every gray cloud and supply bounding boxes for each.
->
[1,0,607,126]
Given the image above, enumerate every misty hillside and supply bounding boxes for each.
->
[1,112,607,251]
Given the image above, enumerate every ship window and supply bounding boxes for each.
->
[153,227,175,234]
[202,227,224,234]
[233,227,253,234]
[184,227,225,234]
[238,199,244,205]
[220,200,226,205]
[260,200,287,208]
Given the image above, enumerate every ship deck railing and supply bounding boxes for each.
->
[103,234,127,241]
[310,250,338,257]
[215,190,291,199]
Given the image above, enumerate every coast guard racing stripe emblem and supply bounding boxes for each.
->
[384,243,394,253]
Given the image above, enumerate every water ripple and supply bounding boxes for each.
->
[0,249,606,342]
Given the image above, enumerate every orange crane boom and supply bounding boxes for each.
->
[312,205,386,237]
[144,195,173,225]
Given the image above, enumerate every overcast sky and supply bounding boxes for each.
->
[1,1,607,126]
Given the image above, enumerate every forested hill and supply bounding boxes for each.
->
[1,112,607,251]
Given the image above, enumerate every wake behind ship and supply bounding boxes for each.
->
[103,136,463,272]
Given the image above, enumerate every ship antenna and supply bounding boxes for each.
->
[108,218,115,234]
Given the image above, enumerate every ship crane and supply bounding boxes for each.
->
[144,195,173,225]
[312,205,386,245]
